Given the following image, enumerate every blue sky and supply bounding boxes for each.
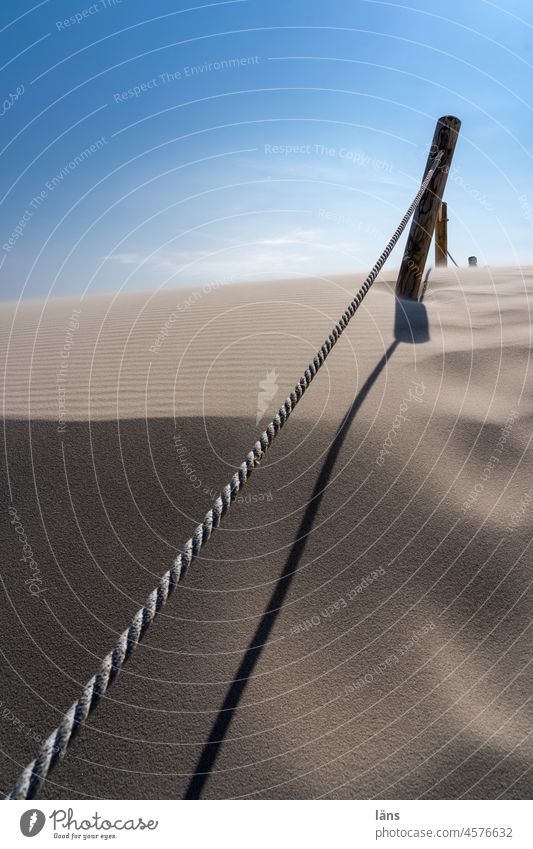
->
[1,0,533,300]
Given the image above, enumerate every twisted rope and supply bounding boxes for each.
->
[447,248,459,267]
[8,151,443,801]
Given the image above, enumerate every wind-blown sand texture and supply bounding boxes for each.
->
[1,266,532,800]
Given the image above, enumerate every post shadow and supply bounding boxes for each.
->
[184,298,429,799]
[393,295,430,343]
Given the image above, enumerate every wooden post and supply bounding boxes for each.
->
[435,201,448,267]
[396,116,461,299]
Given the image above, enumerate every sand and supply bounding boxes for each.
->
[1,266,532,799]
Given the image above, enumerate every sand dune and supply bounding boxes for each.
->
[1,266,532,799]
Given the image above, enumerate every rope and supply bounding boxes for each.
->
[8,150,444,801]
[422,246,459,301]
[420,267,433,301]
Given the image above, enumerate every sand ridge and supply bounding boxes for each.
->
[1,266,532,799]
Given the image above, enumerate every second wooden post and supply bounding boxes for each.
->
[396,116,461,299]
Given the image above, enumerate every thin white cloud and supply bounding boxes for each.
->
[240,155,405,188]
[104,228,364,284]
[255,228,323,246]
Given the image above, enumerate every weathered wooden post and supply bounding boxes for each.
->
[435,201,448,267]
[396,116,461,299]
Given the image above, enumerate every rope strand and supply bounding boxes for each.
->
[8,151,443,801]
[447,249,459,267]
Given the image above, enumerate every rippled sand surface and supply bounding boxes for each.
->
[1,267,531,799]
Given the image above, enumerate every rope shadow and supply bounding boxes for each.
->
[184,331,409,798]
